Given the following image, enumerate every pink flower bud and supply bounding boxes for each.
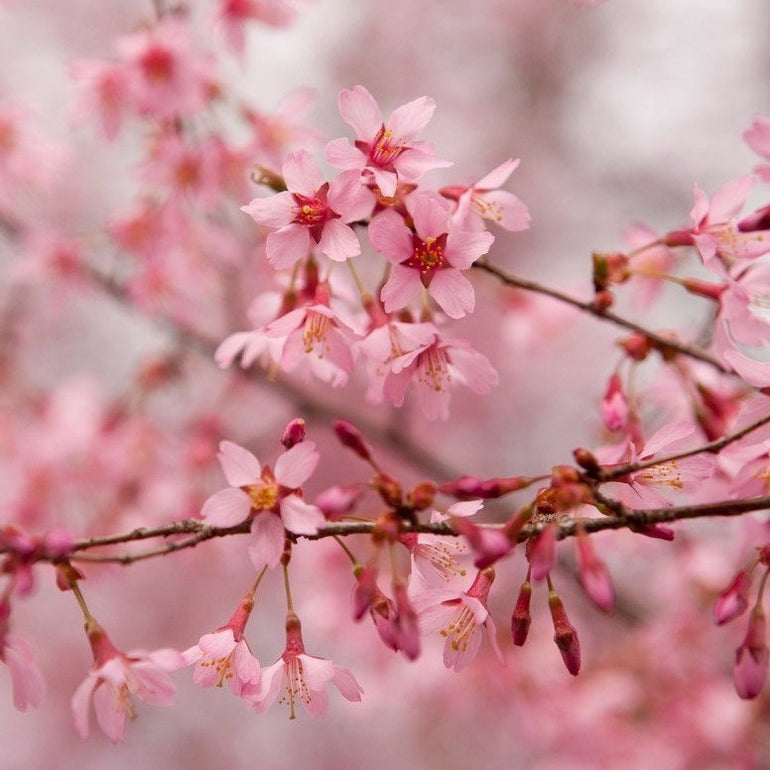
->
[332,419,372,462]
[575,534,614,612]
[280,418,306,449]
[734,605,769,699]
[511,579,532,646]
[450,517,512,569]
[528,524,557,582]
[438,475,535,500]
[548,592,581,676]
[600,373,628,432]
[714,570,752,625]
[632,523,675,541]
[408,482,436,511]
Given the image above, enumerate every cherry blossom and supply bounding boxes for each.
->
[201,439,325,570]
[369,191,494,318]
[242,149,373,268]
[251,613,363,718]
[744,115,770,182]
[325,85,451,197]
[0,629,45,712]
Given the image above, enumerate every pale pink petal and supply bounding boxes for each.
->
[447,499,484,518]
[445,228,495,269]
[324,138,366,171]
[218,440,261,486]
[248,513,285,570]
[371,167,399,198]
[709,175,755,222]
[443,623,482,672]
[279,495,325,535]
[690,184,710,227]
[381,266,422,312]
[71,674,97,738]
[144,648,185,672]
[318,219,360,261]
[641,420,695,457]
[394,147,452,181]
[196,630,236,658]
[428,269,475,319]
[231,641,261,694]
[201,488,251,526]
[408,192,451,240]
[368,209,413,263]
[215,331,256,368]
[387,96,436,140]
[479,190,531,231]
[251,659,285,713]
[241,192,294,227]
[446,343,499,393]
[274,441,319,487]
[721,348,770,388]
[338,85,382,140]
[328,169,373,220]
[265,225,311,269]
[744,116,770,158]
[331,665,363,701]
[5,636,44,711]
[475,158,520,190]
[92,681,127,743]
[282,149,323,196]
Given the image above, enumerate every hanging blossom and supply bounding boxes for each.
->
[201,439,325,570]
[356,320,498,420]
[0,599,44,712]
[369,191,494,319]
[242,149,374,268]
[251,613,363,718]
[440,158,531,233]
[326,85,451,198]
[71,621,182,743]
[215,0,296,54]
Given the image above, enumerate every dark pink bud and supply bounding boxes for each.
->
[438,475,535,500]
[619,333,652,362]
[575,534,614,612]
[681,278,724,302]
[738,203,770,232]
[714,570,752,625]
[511,579,532,646]
[549,592,581,676]
[408,482,436,511]
[528,524,557,582]
[734,605,769,699]
[280,418,306,449]
[632,523,675,541]
[332,419,372,462]
[315,485,362,519]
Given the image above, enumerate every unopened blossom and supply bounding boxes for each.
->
[326,85,450,197]
[242,149,373,268]
[600,373,629,432]
[441,158,531,232]
[369,191,494,318]
[71,622,182,743]
[251,613,362,718]
[511,578,533,646]
[0,599,45,712]
[528,524,557,582]
[356,320,498,420]
[744,115,770,182]
[182,592,261,698]
[411,568,501,672]
[201,440,325,571]
[734,604,769,699]
[548,590,581,676]
[715,570,753,625]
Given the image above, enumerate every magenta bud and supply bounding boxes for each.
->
[601,373,629,433]
[714,570,752,625]
[632,523,675,541]
[451,518,512,569]
[332,419,372,461]
[734,605,769,699]
[439,475,534,500]
[511,580,532,646]
[281,418,306,449]
[549,592,581,676]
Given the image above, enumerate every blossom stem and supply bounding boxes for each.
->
[333,535,359,566]
[282,561,295,613]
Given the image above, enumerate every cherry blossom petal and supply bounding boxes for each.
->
[241,192,294,228]
[444,228,495,270]
[71,674,97,738]
[274,440,319,487]
[92,680,126,743]
[265,225,311,269]
[475,158,520,190]
[201,487,251,526]
[324,138,366,171]
[380,265,422,312]
[248,513,285,570]
[480,190,531,231]
[282,149,323,196]
[368,209,413,263]
[338,85,382,140]
[709,175,755,223]
[280,495,325,535]
[218,440,261,485]
[371,167,399,198]
[408,192,451,239]
[387,96,436,140]
[318,218,360,261]
[428,269,475,319]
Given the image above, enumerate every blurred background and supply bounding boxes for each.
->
[1,0,769,767]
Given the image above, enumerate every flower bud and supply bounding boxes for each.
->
[619,333,651,361]
[548,591,581,676]
[280,418,306,449]
[332,419,372,462]
[734,605,769,699]
[527,524,557,582]
[714,569,752,625]
[600,373,628,432]
[511,579,532,646]
[438,475,536,500]
[407,482,436,511]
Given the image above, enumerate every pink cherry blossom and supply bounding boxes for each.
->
[325,85,451,197]
[575,533,615,612]
[356,320,498,420]
[182,629,261,697]
[70,59,132,139]
[369,191,494,318]
[442,158,531,232]
[201,440,325,570]
[251,613,363,718]
[242,150,373,268]
[215,0,296,53]
[734,605,769,699]
[1,632,45,712]
[715,570,752,625]
[410,567,501,672]
[71,623,182,743]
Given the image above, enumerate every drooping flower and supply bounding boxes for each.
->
[71,621,182,743]
[0,598,45,712]
[325,85,450,197]
[251,613,363,718]
[715,569,753,626]
[201,439,325,571]
[242,149,373,268]
[369,191,494,318]
[734,604,769,699]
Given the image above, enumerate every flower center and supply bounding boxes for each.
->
[280,655,312,720]
[405,234,448,278]
[471,193,504,223]
[416,344,451,393]
[368,127,404,168]
[247,480,278,511]
[140,46,175,83]
[302,311,330,356]
[439,602,477,653]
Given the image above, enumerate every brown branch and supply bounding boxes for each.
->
[473,259,726,371]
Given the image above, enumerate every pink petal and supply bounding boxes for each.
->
[428,269,475,319]
[280,495,325,535]
[709,175,755,222]
[394,147,452,181]
[282,149,323,196]
[331,665,363,702]
[218,440,261,486]
[251,659,285,713]
[408,192,451,240]
[92,680,127,743]
[324,138,366,171]
[445,228,495,269]
[371,167,399,198]
[338,85,382,140]
[475,158,520,190]
[201,488,251,526]
[318,219,361,261]
[380,266,422,313]
[387,95,436,140]
[744,116,770,159]
[368,209,413,263]
[690,184,710,227]
[480,190,531,232]
[274,440,319,487]
[241,192,294,227]
[265,225,311,269]
[248,513,285,570]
